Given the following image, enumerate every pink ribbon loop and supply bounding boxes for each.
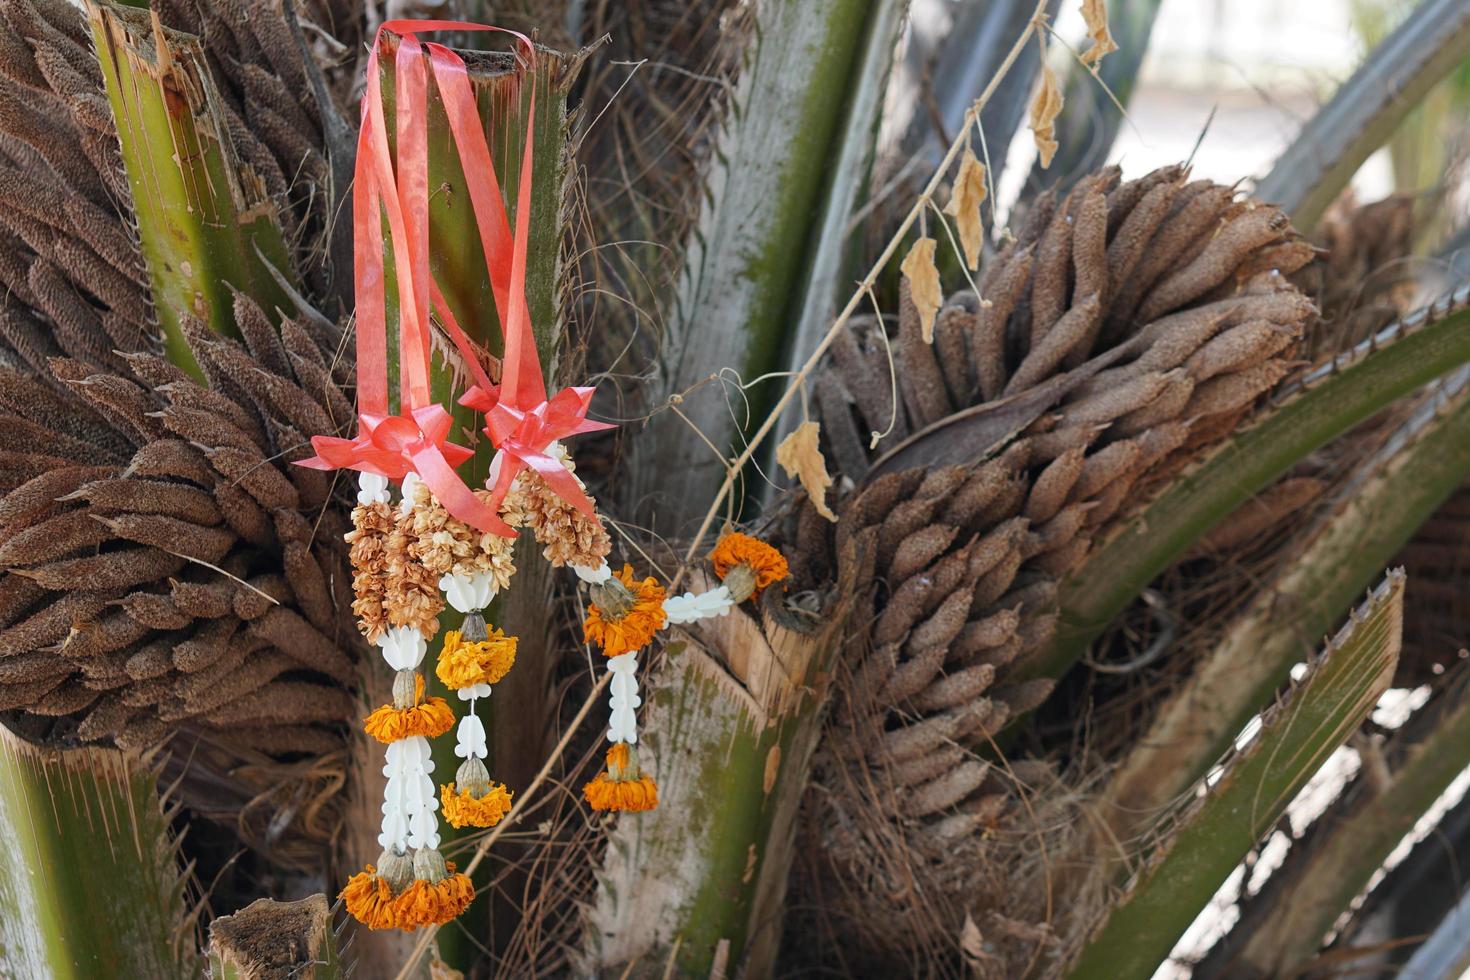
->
[301,407,514,536]
[460,385,613,518]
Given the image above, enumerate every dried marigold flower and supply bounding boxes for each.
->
[407,481,517,587]
[584,742,658,812]
[363,673,455,744]
[343,866,401,930]
[441,780,513,829]
[384,508,444,637]
[342,848,414,930]
[346,501,395,641]
[582,564,667,657]
[709,532,789,601]
[435,626,517,691]
[394,850,475,928]
[394,873,475,928]
[501,458,612,568]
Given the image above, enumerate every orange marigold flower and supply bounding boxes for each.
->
[363,674,455,744]
[582,565,667,657]
[435,628,517,691]
[710,532,788,599]
[583,743,659,812]
[342,866,401,930]
[441,781,514,829]
[394,868,475,928]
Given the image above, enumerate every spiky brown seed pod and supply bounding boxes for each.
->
[0,302,360,750]
[0,0,373,876]
[800,165,1318,975]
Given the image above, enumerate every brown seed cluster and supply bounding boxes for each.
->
[405,480,516,587]
[1295,192,1419,360]
[0,0,362,746]
[501,462,613,569]
[346,502,395,642]
[0,0,364,867]
[0,1,149,377]
[801,165,1319,974]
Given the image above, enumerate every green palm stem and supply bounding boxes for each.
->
[1196,673,1470,978]
[1254,0,1470,233]
[1096,367,1470,863]
[624,0,899,533]
[0,723,198,979]
[1065,571,1405,979]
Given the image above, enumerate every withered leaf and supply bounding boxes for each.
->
[900,237,942,343]
[1030,63,1063,169]
[1080,0,1119,67]
[776,421,837,522]
[943,148,988,271]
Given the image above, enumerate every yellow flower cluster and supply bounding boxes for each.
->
[710,532,789,599]
[435,628,517,690]
[362,674,455,744]
[441,781,514,829]
[584,743,658,813]
[582,565,667,657]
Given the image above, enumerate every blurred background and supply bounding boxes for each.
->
[896,0,1470,238]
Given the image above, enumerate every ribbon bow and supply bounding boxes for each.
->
[461,384,612,516]
[299,405,511,534]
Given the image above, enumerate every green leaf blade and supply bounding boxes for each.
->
[1099,366,1470,850]
[1065,570,1405,980]
[1031,286,1470,685]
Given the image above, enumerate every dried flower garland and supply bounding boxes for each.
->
[293,17,794,932]
[576,533,789,812]
[341,474,470,932]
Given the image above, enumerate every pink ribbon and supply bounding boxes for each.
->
[299,406,512,535]
[297,19,612,539]
[461,385,613,517]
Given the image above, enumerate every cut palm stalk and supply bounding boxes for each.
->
[1065,571,1405,980]
[1098,367,1470,854]
[0,723,196,979]
[586,576,856,977]
[206,894,343,980]
[1254,0,1470,231]
[1027,285,1470,685]
[87,0,296,378]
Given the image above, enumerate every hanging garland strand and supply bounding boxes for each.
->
[300,18,788,935]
